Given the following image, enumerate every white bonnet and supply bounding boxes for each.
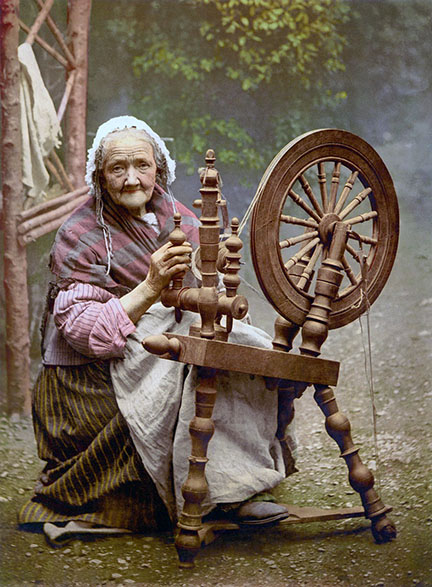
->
[85,115,176,193]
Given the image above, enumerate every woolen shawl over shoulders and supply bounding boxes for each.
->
[42,188,200,364]
[49,186,200,296]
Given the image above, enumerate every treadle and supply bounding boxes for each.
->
[278,504,365,524]
[198,504,365,546]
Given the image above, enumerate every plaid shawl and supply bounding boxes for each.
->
[49,187,200,296]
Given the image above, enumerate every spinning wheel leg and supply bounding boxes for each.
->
[175,367,217,568]
[313,384,396,543]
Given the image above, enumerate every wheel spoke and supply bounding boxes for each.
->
[348,231,378,246]
[345,242,361,263]
[299,174,323,217]
[339,187,372,220]
[296,243,323,290]
[334,171,359,214]
[341,256,359,286]
[280,230,319,250]
[287,189,322,223]
[344,210,378,226]
[317,162,328,212]
[280,215,318,229]
[328,162,341,212]
[284,237,320,271]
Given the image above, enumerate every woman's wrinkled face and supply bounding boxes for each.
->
[102,131,157,217]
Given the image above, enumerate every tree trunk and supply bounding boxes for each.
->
[1,0,31,415]
[65,0,92,188]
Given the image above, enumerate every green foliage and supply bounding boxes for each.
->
[179,115,264,173]
[193,0,348,90]
[103,0,350,173]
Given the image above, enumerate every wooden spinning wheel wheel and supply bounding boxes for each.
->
[251,129,399,329]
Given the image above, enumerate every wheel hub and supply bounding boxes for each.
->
[318,213,340,245]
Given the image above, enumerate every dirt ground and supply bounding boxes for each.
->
[1,210,431,586]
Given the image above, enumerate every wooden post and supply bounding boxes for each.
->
[1,0,32,415]
[65,0,92,188]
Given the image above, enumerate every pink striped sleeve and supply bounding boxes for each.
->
[53,283,136,359]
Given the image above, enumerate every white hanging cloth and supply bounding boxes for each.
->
[18,42,62,202]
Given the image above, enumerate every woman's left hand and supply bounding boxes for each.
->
[144,241,192,298]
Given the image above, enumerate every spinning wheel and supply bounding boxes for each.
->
[251,129,399,329]
[143,134,399,568]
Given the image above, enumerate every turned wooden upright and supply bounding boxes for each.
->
[304,220,394,542]
[176,152,220,567]
[152,150,248,567]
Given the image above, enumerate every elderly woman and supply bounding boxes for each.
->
[19,117,295,541]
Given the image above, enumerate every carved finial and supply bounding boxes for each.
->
[222,217,244,333]
[230,217,239,237]
[169,213,186,293]
[170,212,186,248]
[205,149,216,168]
[197,149,220,339]
[169,212,187,322]
[200,153,218,189]
[200,151,228,228]
[223,217,243,299]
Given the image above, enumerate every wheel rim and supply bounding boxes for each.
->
[250,129,399,329]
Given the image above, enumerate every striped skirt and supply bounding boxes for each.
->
[18,361,170,531]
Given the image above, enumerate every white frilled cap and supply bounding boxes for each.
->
[85,115,176,194]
